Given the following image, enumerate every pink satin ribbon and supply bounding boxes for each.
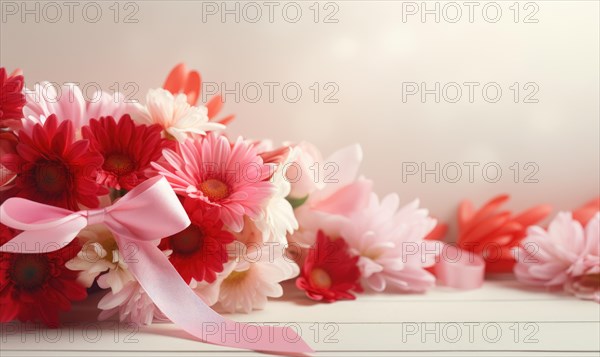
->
[0,176,313,354]
[433,243,485,290]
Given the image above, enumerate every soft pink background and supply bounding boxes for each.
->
[1,1,598,233]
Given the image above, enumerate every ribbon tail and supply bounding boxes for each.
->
[121,238,314,354]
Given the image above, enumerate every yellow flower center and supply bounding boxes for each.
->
[226,270,248,283]
[310,268,332,289]
[199,178,229,201]
[98,238,120,263]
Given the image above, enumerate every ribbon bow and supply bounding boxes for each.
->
[0,176,312,354]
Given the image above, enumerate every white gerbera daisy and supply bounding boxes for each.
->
[133,88,223,142]
[212,238,299,313]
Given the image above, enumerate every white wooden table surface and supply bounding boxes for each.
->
[2,279,599,356]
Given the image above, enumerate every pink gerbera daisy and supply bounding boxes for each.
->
[81,115,168,190]
[152,134,275,232]
[1,115,106,209]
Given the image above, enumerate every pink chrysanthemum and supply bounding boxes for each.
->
[514,212,599,302]
[152,134,275,232]
[1,115,106,210]
[81,115,168,190]
[23,82,130,132]
[98,281,168,325]
[342,193,437,293]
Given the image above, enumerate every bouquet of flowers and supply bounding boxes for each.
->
[0,64,598,353]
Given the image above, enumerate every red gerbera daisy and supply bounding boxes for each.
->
[0,225,87,327]
[0,67,26,129]
[159,198,235,284]
[1,114,106,210]
[81,115,168,190]
[296,231,362,302]
[0,131,19,195]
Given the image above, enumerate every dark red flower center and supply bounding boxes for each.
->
[9,255,50,290]
[169,225,204,255]
[104,153,135,176]
[310,268,332,289]
[34,161,69,195]
[200,179,230,201]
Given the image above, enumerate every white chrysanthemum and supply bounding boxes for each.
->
[254,147,299,243]
[97,282,168,325]
[211,240,299,313]
[65,225,134,293]
[133,88,223,142]
[341,193,437,293]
